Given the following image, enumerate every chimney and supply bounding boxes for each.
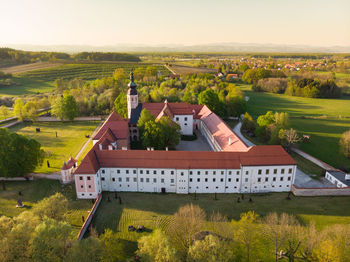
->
[99,144,103,150]
[122,147,127,150]
[228,137,232,145]
[147,147,150,151]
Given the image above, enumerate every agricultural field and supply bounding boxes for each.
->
[0,77,54,96]
[239,84,350,170]
[0,179,92,235]
[17,62,170,81]
[168,64,216,75]
[0,61,62,74]
[92,192,350,255]
[8,121,100,173]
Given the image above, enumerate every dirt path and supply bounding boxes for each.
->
[75,120,103,160]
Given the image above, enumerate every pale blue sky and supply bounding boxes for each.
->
[1,0,349,46]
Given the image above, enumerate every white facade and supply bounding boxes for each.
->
[74,173,102,199]
[75,164,296,197]
[127,94,138,119]
[325,171,350,188]
[173,115,193,135]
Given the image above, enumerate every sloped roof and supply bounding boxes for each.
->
[61,156,77,170]
[74,146,296,174]
[93,112,129,140]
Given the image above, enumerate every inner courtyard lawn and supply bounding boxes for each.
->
[0,179,92,235]
[8,121,101,173]
[238,84,350,170]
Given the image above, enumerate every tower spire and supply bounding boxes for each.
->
[128,71,137,89]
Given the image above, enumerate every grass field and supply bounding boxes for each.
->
[0,76,54,96]
[0,62,62,74]
[8,121,100,173]
[239,84,350,170]
[0,179,92,235]
[169,64,216,75]
[17,63,170,81]
[92,192,350,255]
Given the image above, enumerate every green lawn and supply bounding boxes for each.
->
[92,192,350,249]
[0,179,92,235]
[239,84,350,170]
[0,76,54,96]
[8,121,100,173]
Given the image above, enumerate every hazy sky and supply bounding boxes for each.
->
[1,0,349,46]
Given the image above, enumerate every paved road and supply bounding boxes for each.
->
[232,121,254,147]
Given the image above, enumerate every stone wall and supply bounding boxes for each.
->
[292,185,350,196]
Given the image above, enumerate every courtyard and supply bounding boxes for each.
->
[176,131,212,151]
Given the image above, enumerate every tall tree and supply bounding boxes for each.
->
[137,109,155,135]
[32,193,68,221]
[158,117,181,149]
[198,89,225,117]
[13,98,25,120]
[66,237,102,262]
[100,229,129,262]
[0,105,10,120]
[52,92,78,121]
[114,92,127,119]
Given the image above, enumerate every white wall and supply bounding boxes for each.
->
[173,115,193,135]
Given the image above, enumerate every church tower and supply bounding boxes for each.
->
[127,71,138,119]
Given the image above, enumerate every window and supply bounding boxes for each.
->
[229,171,232,175]
[220,178,224,182]
[153,170,157,175]
[87,176,91,180]
[265,177,268,182]
[281,169,285,174]
[221,171,224,175]
[206,186,209,189]
[237,171,240,175]
[133,170,136,174]
[274,169,277,174]
[146,178,150,183]
[266,169,269,174]
[171,171,174,175]
[258,169,262,175]
[117,170,120,174]
[171,179,174,183]
[102,169,105,174]
[184,123,187,126]
[82,193,84,196]
[176,117,179,121]
[153,178,157,183]
[88,185,91,189]
[80,185,84,188]
[189,171,193,175]
[118,177,122,182]
[289,168,293,174]
[184,117,187,121]
[273,177,276,182]
[197,178,200,182]
[101,177,105,181]
[288,176,291,181]
[205,178,208,182]
[245,178,248,182]
[246,171,249,175]
[79,177,83,181]
[161,170,165,175]
[228,178,232,182]
[126,170,129,174]
[140,170,143,174]
[181,172,184,176]
[213,171,216,175]
[190,178,193,182]
[280,177,284,181]
[140,178,144,182]
[133,178,137,182]
[258,178,261,182]
[213,178,216,182]
[205,171,208,175]
[236,178,239,182]
[112,178,115,182]
[146,170,150,174]
[197,171,200,175]
[126,177,130,182]
[216,186,219,189]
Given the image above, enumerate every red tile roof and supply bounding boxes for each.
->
[93,112,129,141]
[74,146,296,174]
[61,156,77,170]
[143,102,200,118]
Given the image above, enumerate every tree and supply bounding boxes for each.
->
[0,105,10,120]
[234,211,261,262]
[242,112,256,133]
[113,68,126,82]
[23,100,39,121]
[188,234,234,262]
[158,117,181,149]
[137,109,155,135]
[137,229,179,262]
[142,120,164,149]
[0,129,44,181]
[13,98,25,120]
[114,92,127,118]
[66,237,102,262]
[280,128,301,149]
[168,204,206,256]
[198,89,225,117]
[52,92,78,121]
[100,229,129,262]
[31,218,72,262]
[340,130,350,159]
[32,193,68,221]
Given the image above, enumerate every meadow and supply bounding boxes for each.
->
[239,84,350,170]
[8,121,100,173]
[0,179,92,235]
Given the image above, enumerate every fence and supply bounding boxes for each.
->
[37,116,103,122]
[77,194,103,240]
[292,185,350,196]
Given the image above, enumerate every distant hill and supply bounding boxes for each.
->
[3,43,350,54]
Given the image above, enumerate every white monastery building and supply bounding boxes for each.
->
[73,73,297,199]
